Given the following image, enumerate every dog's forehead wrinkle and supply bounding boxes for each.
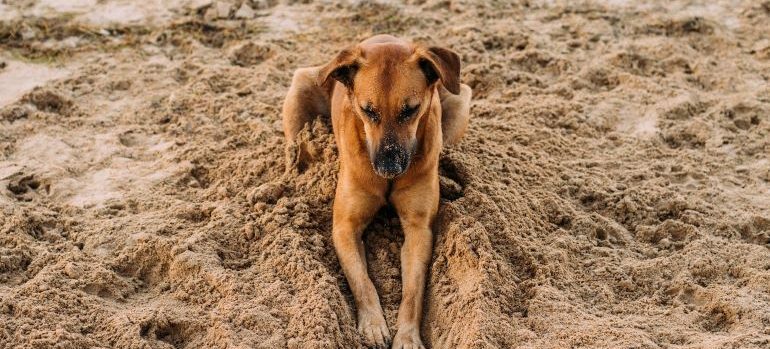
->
[363,42,413,58]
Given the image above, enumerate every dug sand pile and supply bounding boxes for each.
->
[1,0,769,348]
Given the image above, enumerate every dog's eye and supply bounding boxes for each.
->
[399,104,420,122]
[360,105,380,122]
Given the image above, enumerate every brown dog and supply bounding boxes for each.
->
[282,35,471,349]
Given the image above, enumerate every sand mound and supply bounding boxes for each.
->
[1,0,769,348]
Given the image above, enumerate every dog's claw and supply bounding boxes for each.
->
[391,327,424,349]
[358,309,391,348]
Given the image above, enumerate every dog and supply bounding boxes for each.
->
[282,34,471,349]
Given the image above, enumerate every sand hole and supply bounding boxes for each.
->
[699,307,732,333]
[7,174,50,201]
[140,320,189,348]
[22,88,72,114]
[439,157,468,201]
[187,165,211,189]
[83,284,117,300]
[217,249,253,271]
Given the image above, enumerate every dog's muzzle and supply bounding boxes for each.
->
[373,143,410,179]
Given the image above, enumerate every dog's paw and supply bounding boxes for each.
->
[358,309,391,348]
[391,326,424,349]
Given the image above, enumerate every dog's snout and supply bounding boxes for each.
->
[373,142,410,178]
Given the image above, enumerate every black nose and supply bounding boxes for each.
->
[373,144,409,178]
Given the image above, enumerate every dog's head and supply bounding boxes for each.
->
[318,37,461,179]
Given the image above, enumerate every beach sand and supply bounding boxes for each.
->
[1,0,769,348]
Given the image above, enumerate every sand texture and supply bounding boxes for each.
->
[1,0,769,348]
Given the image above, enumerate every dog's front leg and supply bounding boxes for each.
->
[390,179,438,349]
[333,182,391,348]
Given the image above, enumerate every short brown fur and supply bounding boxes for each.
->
[282,35,471,349]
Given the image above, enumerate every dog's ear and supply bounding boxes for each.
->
[317,46,362,89]
[418,46,461,94]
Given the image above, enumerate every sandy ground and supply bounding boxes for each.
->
[1,0,769,348]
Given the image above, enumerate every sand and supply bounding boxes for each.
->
[1,0,769,348]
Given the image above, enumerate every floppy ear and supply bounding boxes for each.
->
[418,46,461,94]
[317,46,361,89]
